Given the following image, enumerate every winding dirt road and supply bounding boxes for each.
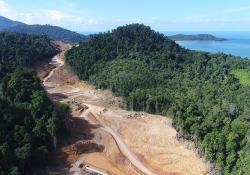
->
[43,55,64,83]
[40,42,210,175]
[43,49,156,175]
[93,111,156,175]
[102,123,155,175]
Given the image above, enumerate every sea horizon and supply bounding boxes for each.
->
[81,30,250,58]
[163,31,250,58]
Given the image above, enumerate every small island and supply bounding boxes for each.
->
[168,34,227,41]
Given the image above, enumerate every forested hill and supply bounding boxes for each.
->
[0,33,67,175]
[66,24,184,79]
[0,16,88,43]
[66,24,250,175]
[0,16,24,30]
[4,24,87,43]
[168,34,226,41]
[0,32,58,77]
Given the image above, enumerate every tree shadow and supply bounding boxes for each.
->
[47,111,105,168]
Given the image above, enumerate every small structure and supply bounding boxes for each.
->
[78,163,109,175]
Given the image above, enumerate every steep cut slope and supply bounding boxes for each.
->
[65,24,250,175]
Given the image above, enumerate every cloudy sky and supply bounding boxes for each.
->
[0,0,250,32]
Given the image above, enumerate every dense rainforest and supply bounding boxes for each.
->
[0,33,66,175]
[66,24,250,175]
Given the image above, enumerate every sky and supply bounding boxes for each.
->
[0,0,250,32]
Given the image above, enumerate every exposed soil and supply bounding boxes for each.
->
[37,41,210,175]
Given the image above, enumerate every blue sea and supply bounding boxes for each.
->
[81,31,250,58]
[163,31,250,58]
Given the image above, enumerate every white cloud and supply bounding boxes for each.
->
[49,10,64,22]
[11,8,99,31]
[0,0,13,18]
[0,0,100,31]
[71,16,98,26]
[40,10,100,31]
[0,0,8,13]
[17,10,64,25]
[19,12,32,23]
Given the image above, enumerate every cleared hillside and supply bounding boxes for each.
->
[65,24,250,175]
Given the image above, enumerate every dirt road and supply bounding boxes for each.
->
[40,42,210,175]
[102,124,155,175]
[93,111,156,175]
[43,52,156,175]
[43,55,64,83]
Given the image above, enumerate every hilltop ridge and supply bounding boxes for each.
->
[0,16,87,43]
[0,16,24,30]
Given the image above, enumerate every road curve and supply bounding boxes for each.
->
[43,50,156,175]
[43,55,64,83]
[96,113,156,175]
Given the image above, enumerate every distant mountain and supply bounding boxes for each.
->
[169,34,226,41]
[5,24,88,43]
[0,16,24,30]
[0,16,87,43]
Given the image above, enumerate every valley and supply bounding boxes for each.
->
[37,41,210,175]
[0,1,250,174]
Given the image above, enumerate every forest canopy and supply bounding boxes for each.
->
[65,24,250,175]
[0,33,65,175]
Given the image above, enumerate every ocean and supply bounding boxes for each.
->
[163,31,250,58]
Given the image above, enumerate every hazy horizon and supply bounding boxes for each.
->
[1,0,250,32]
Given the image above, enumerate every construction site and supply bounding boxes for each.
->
[36,41,211,175]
